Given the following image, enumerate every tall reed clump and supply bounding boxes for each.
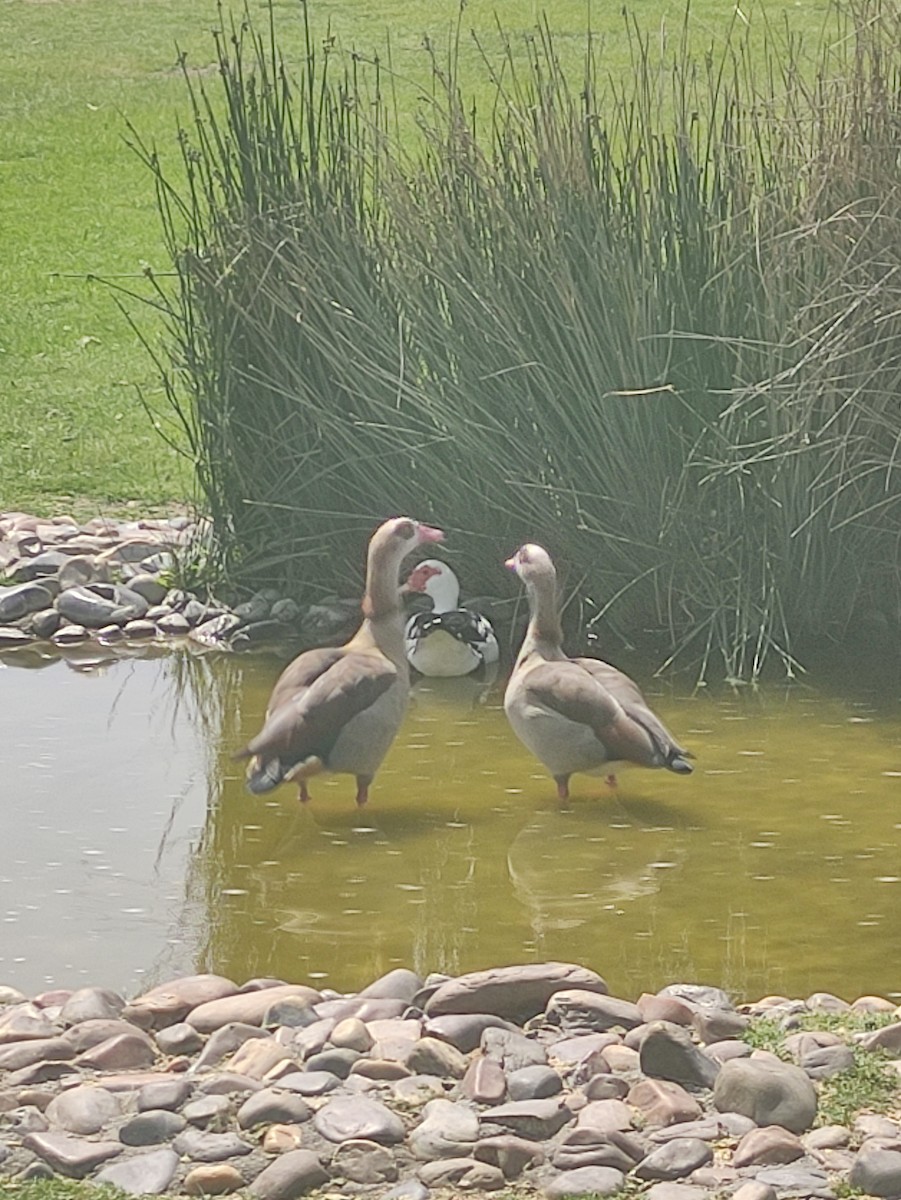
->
[133,0,901,680]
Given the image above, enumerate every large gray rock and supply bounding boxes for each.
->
[313,1096,405,1144]
[187,985,321,1033]
[482,1026,548,1071]
[425,1013,520,1053]
[480,1098,572,1140]
[734,1125,804,1167]
[45,1085,121,1134]
[543,1165,625,1197]
[94,1147,179,1196]
[424,963,608,1022]
[713,1057,818,1132]
[332,1139,398,1184]
[123,973,239,1029]
[409,1098,480,1159]
[545,990,643,1033]
[0,580,56,623]
[248,1149,329,1199]
[640,1021,720,1088]
[236,1088,311,1129]
[60,986,125,1025]
[849,1145,901,1197]
[171,1129,254,1161]
[118,1109,187,1145]
[418,1157,506,1190]
[634,1138,713,1180]
[23,1131,122,1177]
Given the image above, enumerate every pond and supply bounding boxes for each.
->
[1,645,899,1003]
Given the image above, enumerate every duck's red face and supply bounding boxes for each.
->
[405,561,443,593]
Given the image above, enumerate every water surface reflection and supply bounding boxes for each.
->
[1,648,899,1000]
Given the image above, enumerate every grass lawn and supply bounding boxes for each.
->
[0,0,832,518]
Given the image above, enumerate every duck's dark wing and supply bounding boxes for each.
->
[575,656,693,773]
[236,650,398,791]
[409,609,496,649]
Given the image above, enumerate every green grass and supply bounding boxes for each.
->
[0,0,833,517]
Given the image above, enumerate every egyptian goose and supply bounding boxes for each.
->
[403,559,500,677]
[504,543,692,801]
[235,517,444,806]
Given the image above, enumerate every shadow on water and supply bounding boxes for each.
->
[1,644,899,1001]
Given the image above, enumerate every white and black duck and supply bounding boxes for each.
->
[404,559,499,677]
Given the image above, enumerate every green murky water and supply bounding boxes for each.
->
[1,646,899,1001]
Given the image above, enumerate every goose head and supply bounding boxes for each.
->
[505,543,557,589]
[364,518,445,619]
[405,558,461,613]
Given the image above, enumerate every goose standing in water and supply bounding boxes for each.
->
[235,517,444,806]
[504,543,692,801]
[404,559,499,677]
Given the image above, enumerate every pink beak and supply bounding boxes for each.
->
[505,555,517,570]
[418,524,445,544]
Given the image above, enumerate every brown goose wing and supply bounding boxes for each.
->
[265,646,347,715]
[575,656,692,772]
[237,651,398,790]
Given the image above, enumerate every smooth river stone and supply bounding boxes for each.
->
[480,1098,572,1140]
[508,1065,563,1100]
[405,1036,468,1078]
[358,968,424,1003]
[137,1077,193,1111]
[462,1057,507,1105]
[418,1157,506,1190]
[184,1095,231,1127]
[59,986,125,1025]
[172,1128,254,1161]
[475,1133,546,1178]
[734,1125,804,1167]
[23,1131,122,1177]
[0,1004,56,1044]
[63,1017,142,1052]
[330,1017,374,1052]
[409,1098,480,1160]
[576,1099,635,1133]
[236,1088,311,1129]
[314,1095,405,1144]
[713,1057,818,1132]
[424,1013,518,1053]
[195,1022,270,1071]
[637,994,696,1026]
[543,1165,625,1197]
[850,1145,901,1197]
[94,1147,180,1196]
[184,1164,245,1195]
[482,1026,548,1071]
[0,1036,75,1071]
[639,1021,720,1088]
[549,1032,620,1068]
[187,985,321,1033]
[75,1031,156,1070]
[424,962,608,1022]
[123,973,240,1029]
[627,1079,703,1126]
[118,1109,187,1145]
[45,1085,121,1134]
[248,1149,329,1200]
[546,990,644,1033]
[634,1138,714,1180]
[332,1138,399,1184]
[227,1035,295,1079]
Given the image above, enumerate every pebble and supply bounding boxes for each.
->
[0,963,899,1198]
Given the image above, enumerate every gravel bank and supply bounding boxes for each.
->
[2,962,900,1198]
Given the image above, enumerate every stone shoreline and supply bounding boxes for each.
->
[2,962,901,1199]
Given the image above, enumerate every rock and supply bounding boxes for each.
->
[51,622,89,644]
[248,1149,329,1199]
[693,1007,749,1044]
[45,1084,121,1133]
[124,618,157,638]
[355,967,424,1003]
[475,1133,545,1178]
[190,613,244,646]
[462,1056,507,1104]
[23,1130,123,1177]
[583,1074,630,1101]
[550,1032,619,1069]
[155,1023,204,1056]
[546,990,643,1032]
[628,1079,703,1126]
[646,1185,709,1200]
[171,1128,254,1161]
[754,1163,833,1196]
[157,611,191,635]
[542,1165,625,1197]
[30,608,62,638]
[137,1077,194,1111]
[858,1023,901,1056]
[0,1035,75,1071]
[313,1095,405,1144]
[236,1088,311,1128]
[658,984,734,1012]
[227,1035,294,1079]
[425,1013,519,1053]
[187,985,320,1033]
[184,1095,231,1126]
[118,1108,187,1145]
[64,1016,141,1052]
[124,973,239,1029]
[409,1098,480,1159]
[194,1022,271,1071]
[639,1021,720,1087]
[482,1026,547,1071]
[128,573,169,604]
[196,1071,262,1095]
[713,1057,818,1132]
[731,1185,779,1200]
[276,1070,340,1097]
[480,1097,572,1140]
[418,1157,506,1189]
[648,1113,754,1141]
[575,1098,634,1132]
[306,1046,359,1077]
[734,1125,804,1167]
[406,1035,468,1078]
[508,1064,562,1100]
[60,985,125,1024]
[0,625,34,647]
[634,1138,713,1180]
[850,1145,901,1197]
[0,580,56,622]
[94,1147,180,1195]
[75,1031,156,1070]
[332,1138,399,1184]
[184,1164,245,1195]
[552,1129,643,1172]
[262,1124,305,1153]
[424,963,608,1021]
[57,557,97,590]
